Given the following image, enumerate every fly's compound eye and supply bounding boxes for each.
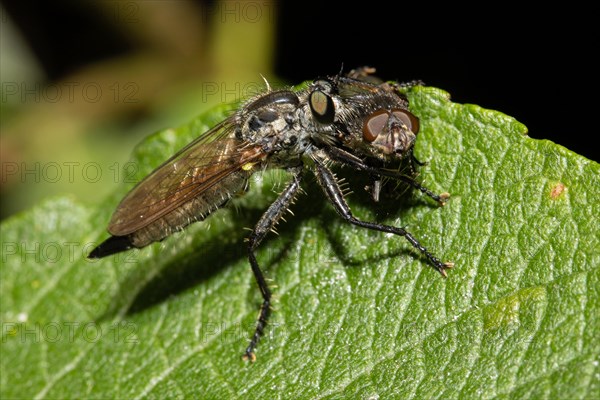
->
[309,90,335,124]
[362,109,420,142]
[391,109,420,134]
[362,110,389,142]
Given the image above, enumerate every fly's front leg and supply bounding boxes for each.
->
[325,147,450,205]
[313,160,453,276]
[243,166,303,362]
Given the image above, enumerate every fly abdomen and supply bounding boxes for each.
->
[123,170,251,248]
[89,169,252,259]
[88,235,133,258]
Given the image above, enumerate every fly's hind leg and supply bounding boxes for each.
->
[243,166,304,362]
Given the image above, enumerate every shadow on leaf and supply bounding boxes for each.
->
[97,166,441,322]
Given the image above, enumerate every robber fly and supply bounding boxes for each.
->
[89,67,453,361]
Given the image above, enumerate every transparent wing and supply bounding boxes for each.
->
[337,76,382,98]
[108,117,264,235]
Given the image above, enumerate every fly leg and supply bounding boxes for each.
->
[313,160,453,276]
[324,147,450,205]
[243,166,304,362]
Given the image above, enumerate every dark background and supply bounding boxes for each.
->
[275,2,596,162]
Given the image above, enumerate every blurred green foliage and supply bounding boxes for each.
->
[1,0,276,219]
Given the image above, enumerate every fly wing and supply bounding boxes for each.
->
[108,117,264,236]
[337,76,382,98]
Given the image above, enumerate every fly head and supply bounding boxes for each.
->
[306,72,422,164]
[361,107,420,157]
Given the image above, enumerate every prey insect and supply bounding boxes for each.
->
[89,67,453,361]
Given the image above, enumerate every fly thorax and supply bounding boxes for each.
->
[236,90,301,150]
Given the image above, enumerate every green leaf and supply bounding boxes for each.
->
[1,87,598,399]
